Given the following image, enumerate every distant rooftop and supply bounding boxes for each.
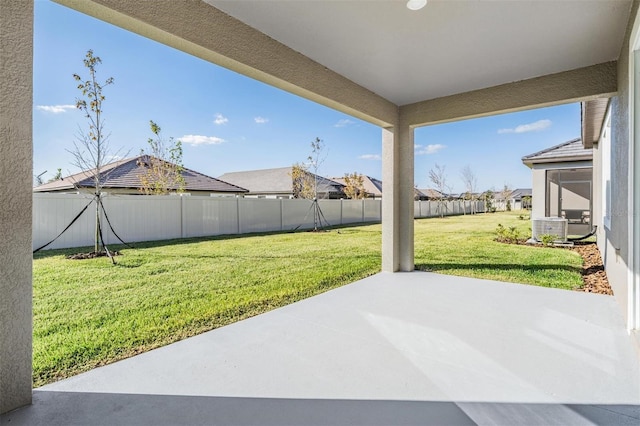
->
[33,156,248,194]
[522,138,592,166]
[416,189,444,199]
[331,175,383,198]
[219,167,344,196]
[509,188,532,198]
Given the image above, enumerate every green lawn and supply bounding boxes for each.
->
[33,211,582,386]
[415,211,583,288]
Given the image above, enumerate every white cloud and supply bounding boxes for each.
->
[334,119,355,128]
[359,154,381,160]
[35,104,76,114]
[254,116,269,124]
[415,144,446,155]
[498,119,552,134]
[214,113,228,125]
[180,135,225,146]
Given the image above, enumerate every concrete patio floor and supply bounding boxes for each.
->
[3,271,639,425]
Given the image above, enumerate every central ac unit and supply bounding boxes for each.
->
[532,217,568,242]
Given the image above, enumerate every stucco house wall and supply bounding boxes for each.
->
[0,1,33,414]
[592,111,631,317]
[600,1,639,331]
[531,168,546,219]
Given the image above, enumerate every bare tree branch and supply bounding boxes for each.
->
[460,164,478,214]
[429,163,451,218]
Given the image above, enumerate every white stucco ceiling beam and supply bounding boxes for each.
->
[54,0,399,128]
[401,62,617,128]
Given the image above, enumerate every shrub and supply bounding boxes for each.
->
[495,224,522,244]
[538,234,558,246]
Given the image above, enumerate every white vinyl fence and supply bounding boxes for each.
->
[33,193,484,250]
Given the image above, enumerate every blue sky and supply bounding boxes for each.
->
[34,1,581,193]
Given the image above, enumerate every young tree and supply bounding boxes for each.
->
[428,163,451,218]
[290,162,315,199]
[482,189,495,212]
[307,137,327,200]
[291,137,329,231]
[68,50,115,253]
[138,120,186,195]
[343,172,366,199]
[460,164,478,214]
[500,184,512,211]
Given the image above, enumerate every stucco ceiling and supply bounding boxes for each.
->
[209,0,631,106]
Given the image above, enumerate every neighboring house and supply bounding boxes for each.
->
[33,155,248,196]
[331,175,383,199]
[522,138,593,236]
[219,167,346,199]
[490,188,532,211]
[509,188,533,210]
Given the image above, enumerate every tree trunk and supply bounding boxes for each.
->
[95,198,100,253]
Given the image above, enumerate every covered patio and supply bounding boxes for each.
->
[2,0,640,421]
[3,272,639,424]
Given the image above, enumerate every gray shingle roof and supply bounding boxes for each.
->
[219,167,344,195]
[416,188,444,199]
[331,175,383,197]
[522,138,592,165]
[33,156,248,193]
[509,188,532,199]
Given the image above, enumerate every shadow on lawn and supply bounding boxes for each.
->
[33,222,381,260]
[416,262,582,274]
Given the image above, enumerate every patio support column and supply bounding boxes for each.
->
[0,0,34,414]
[382,121,414,272]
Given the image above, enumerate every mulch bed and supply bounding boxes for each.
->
[569,242,613,295]
[498,239,614,295]
[66,251,120,260]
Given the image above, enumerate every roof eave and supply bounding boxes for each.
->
[523,155,593,166]
[581,98,611,149]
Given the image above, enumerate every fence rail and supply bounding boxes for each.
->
[32,193,485,250]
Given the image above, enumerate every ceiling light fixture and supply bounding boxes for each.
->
[406,0,427,11]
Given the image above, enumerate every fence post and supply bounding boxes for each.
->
[280,198,284,231]
[180,195,185,238]
[362,199,365,222]
[236,197,241,234]
[340,199,344,225]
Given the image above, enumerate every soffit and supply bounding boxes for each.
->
[581,98,610,148]
[209,0,631,106]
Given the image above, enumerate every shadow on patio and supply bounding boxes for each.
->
[7,391,640,425]
[3,272,639,425]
